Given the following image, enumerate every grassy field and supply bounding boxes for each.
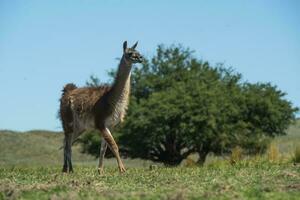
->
[1,161,300,200]
[0,120,299,199]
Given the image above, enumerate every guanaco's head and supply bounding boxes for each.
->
[123,41,143,63]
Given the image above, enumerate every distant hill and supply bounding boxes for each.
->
[286,118,300,136]
[0,119,299,166]
[0,130,95,166]
[273,118,300,155]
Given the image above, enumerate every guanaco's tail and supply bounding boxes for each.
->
[59,83,78,150]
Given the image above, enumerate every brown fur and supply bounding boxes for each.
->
[59,85,111,132]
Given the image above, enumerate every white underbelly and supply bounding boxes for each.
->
[104,98,128,128]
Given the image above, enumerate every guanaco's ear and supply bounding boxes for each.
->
[123,41,128,52]
[131,41,138,49]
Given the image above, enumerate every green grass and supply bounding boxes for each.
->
[0,119,299,199]
[0,161,299,200]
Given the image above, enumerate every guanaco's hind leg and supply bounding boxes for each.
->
[62,133,73,173]
[62,128,85,173]
[98,138,108,174]
[99,127,126,173]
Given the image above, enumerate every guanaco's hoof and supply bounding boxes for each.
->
[98,168,105,175]
[62,168,73,173]
[119,166,126,173]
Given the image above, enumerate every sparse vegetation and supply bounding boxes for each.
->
[230,146,243,165]
[267,143,281,162]
[293,145,300,163]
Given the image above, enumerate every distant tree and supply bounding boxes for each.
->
[85,75,101,87]
[234,83,298,154]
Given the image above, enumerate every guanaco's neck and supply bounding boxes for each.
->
[108,55,132,103]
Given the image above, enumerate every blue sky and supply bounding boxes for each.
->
[0,0,299,131]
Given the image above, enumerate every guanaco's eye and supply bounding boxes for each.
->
[128,53,133,56]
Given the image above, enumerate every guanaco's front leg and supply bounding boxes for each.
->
[99,127,126,173]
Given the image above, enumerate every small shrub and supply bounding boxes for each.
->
[293,145,300,163]
[181,154,199,167]
[184,156,197,167]
[230,146,243,165]
[267,143,280,162]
